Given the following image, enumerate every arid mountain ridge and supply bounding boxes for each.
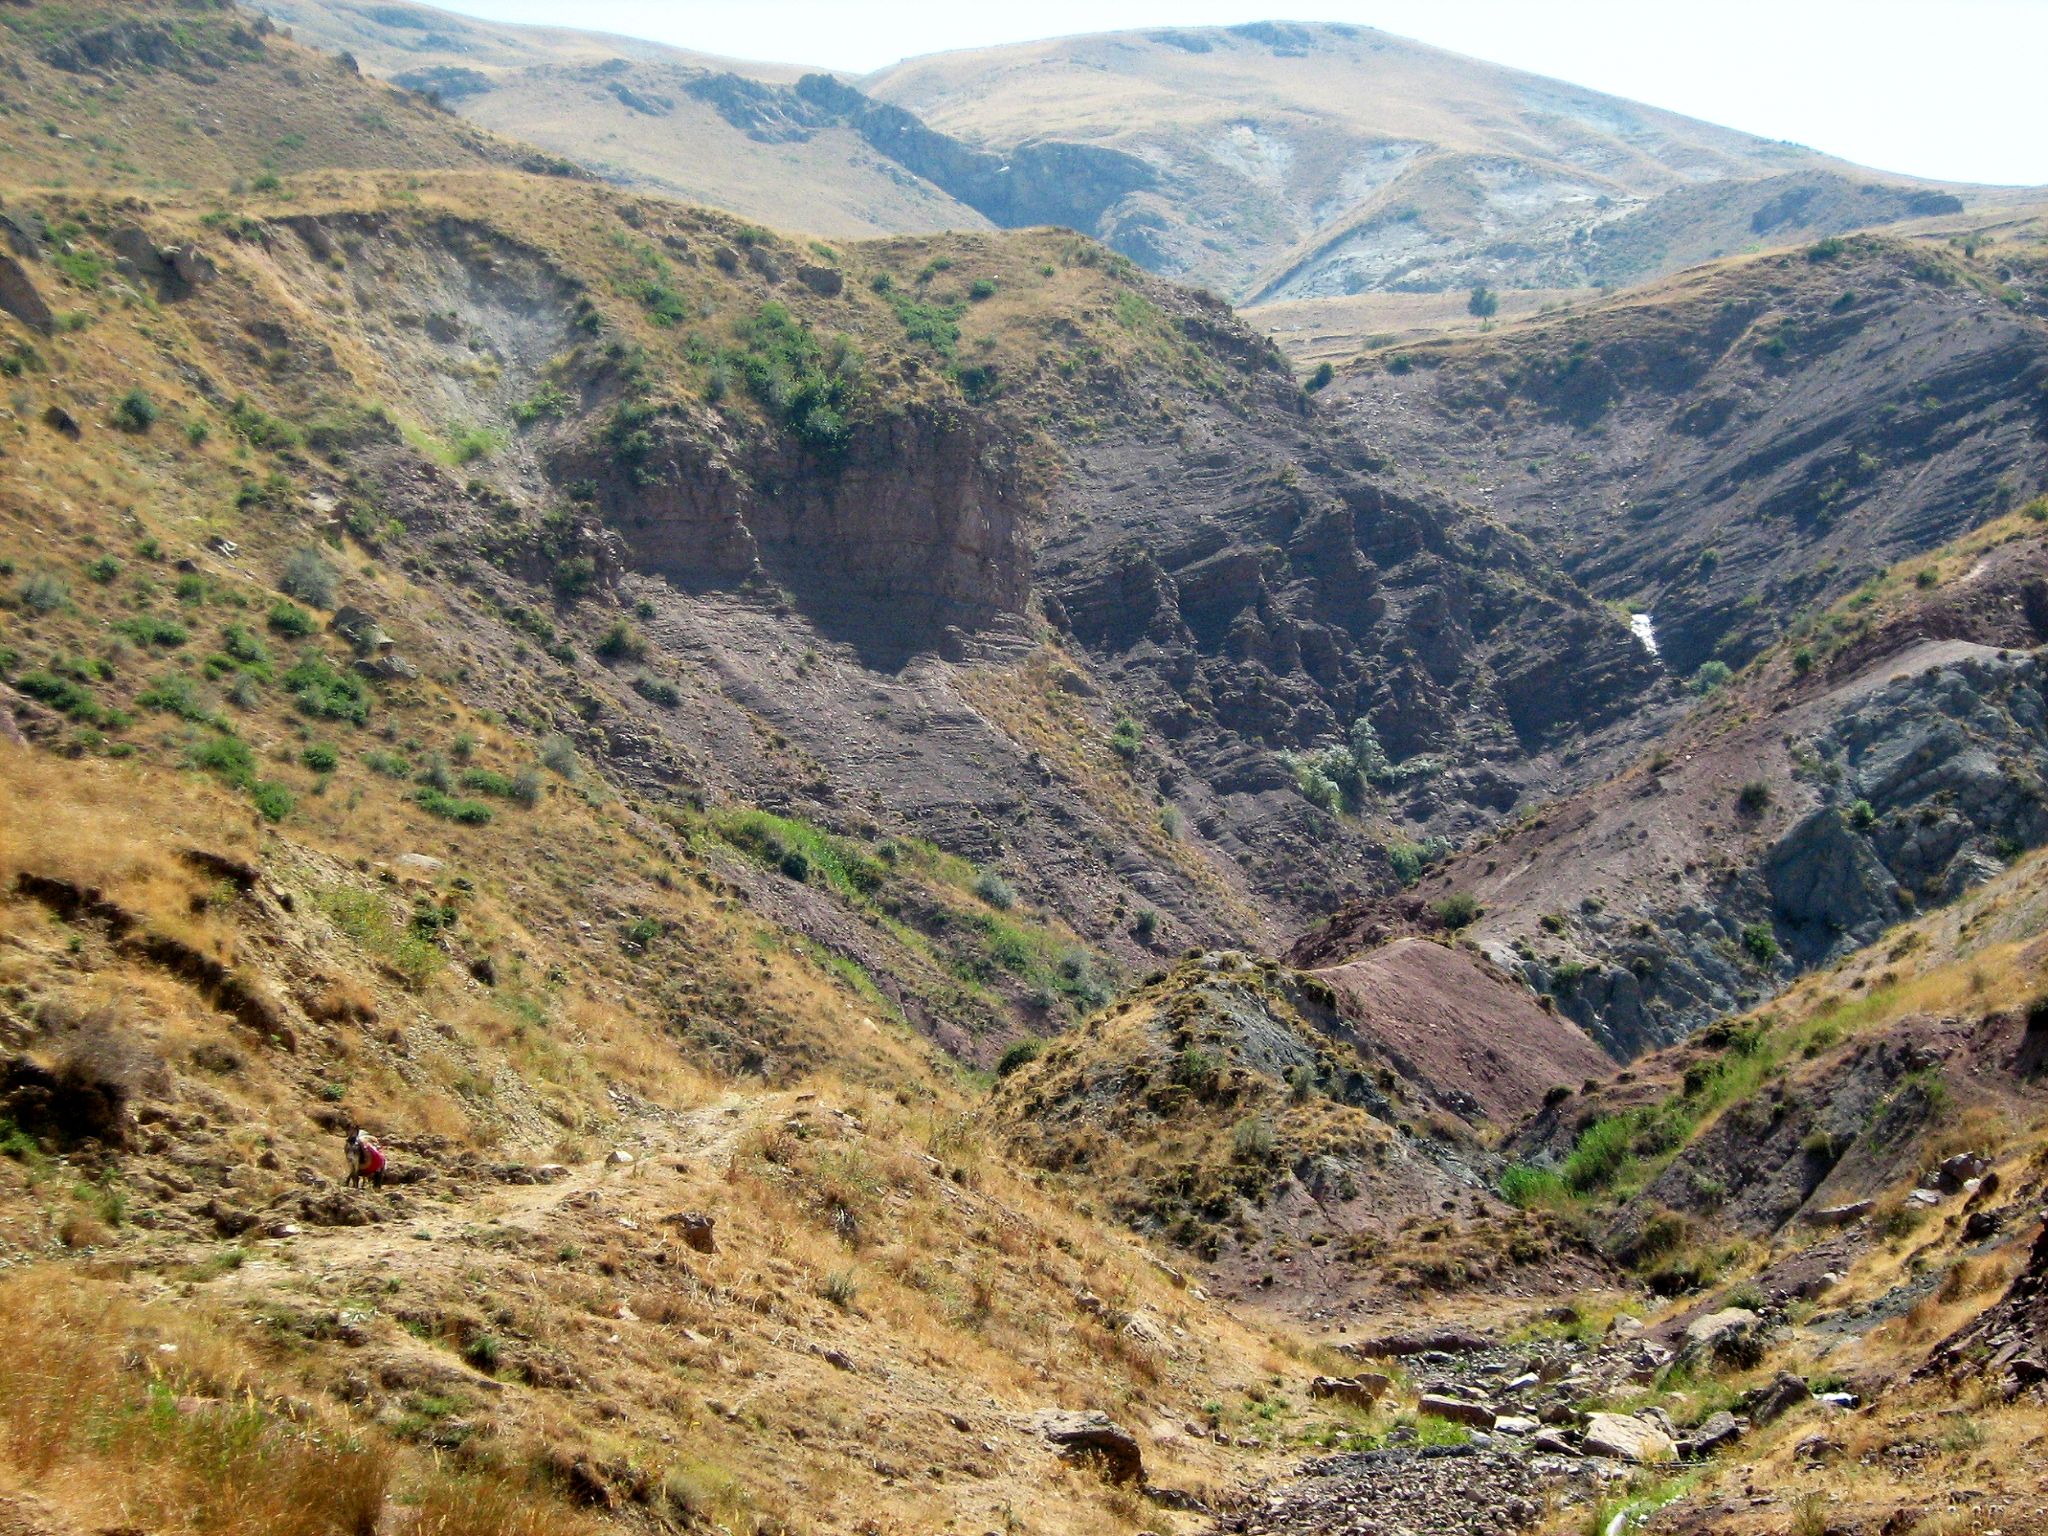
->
[258,0,2047,315]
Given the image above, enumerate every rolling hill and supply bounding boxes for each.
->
[255,3,2046,314]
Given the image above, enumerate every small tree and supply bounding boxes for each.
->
[1467,284,1500,319]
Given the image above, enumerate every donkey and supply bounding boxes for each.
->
[343,1125,387,1190]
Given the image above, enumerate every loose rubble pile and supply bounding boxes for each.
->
[1220,1305,1848,1536]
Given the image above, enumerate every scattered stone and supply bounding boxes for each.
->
[1678,1410,1742,1457]
[1582,1412,1675,1464]
[1417,1394,1496,1430]
[666,1211,717,1253]
[1745,1371,1811,1426]
[1531,1429,1579,1456]
[1494,1415,1539,1436]
[204,1200,257,1237]
[606,1149,634,1167]
[1964,1209,2006,1243]
[1353,1327,1490,1357]
[1808,1199,1874,1226]
[1683,1308,1760,1350]
[1935,1152,1990,1192]
[1907,1187,1944,1207]
[1309,1374,1392,1409]
[1032,1410,1143,1484]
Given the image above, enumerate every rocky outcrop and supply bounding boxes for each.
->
[794,75,1158,241]
[1331,240,2048,675]
[1923,1213,2048,1395]
[0,254,53,334]
[554,398,1031,667]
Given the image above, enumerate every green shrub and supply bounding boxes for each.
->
[539,734,579,778]
[1740,922,1779,963]
[1736,780,1772,817]
[973,871,1016,910]
[278,548,339,609]
[249,780,295,821]
[995,1038,1043,1078]
[112,389,159,433]
[282,653,369,724]
[595,622,647,662]
[267,601,316,637]
[137,674,215,723]
[632,673,680,707]
[189,733,256,786]
[1690,660,1733,694]
[1501,1163,1566,1207]
[1432,892,1481,930]
[728,301,861,454]
[302,742,340,774]
[968,277,997,301]
[16,572,68,614]
[113,610,188,648]
[413,787,494,824]
[1562,1114,1637,1195]
[1231,1116,1277,1163]
[15,670,109,723]
[1110,717,1142,761]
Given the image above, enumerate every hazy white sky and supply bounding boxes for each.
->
[424,0,2048,186]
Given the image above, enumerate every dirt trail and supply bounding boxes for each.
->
[197,1090,768,1301]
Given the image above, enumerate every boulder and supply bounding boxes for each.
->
[1745,1371,1811,1426]
[1308,1373,1392,1409]
[1531,1429,1579,1456]
[0,254,54,334]
[1936,1152,1990,1192]
[666,1211,717,1253]
[1683,1307,1760,1350]
[167,245,216,289]
[1678,1410,1742,1457]
[1033,1410,1142,1483]
[1417,1394,1496,1429]
[352,655,419,682]
[1494,1415,1540,1436]
[796,264,844,298]
[1807,1199,1874,1227]
[1582,1412,1675,1464]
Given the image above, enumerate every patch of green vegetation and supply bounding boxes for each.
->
[282,652,369,725]
[726,301,860,454]
[227,396,301,450]
[318,885,444,987]
[185,731,292,820]
[114,614,189,648]
[413,787,494,825]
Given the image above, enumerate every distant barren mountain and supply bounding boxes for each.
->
[264,5,2040,305]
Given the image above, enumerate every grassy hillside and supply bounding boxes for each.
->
[6,6,2048,1535]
